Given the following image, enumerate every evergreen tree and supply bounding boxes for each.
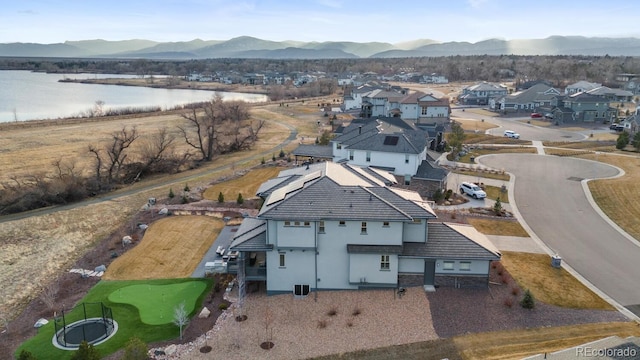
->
[632,132,640,152]
[237,193,244,204]
[218,191,225,203]
[70,341,101,360]
[493,197,503,215]
[520,289,535,309]
[168,188,175,198]
[17,350,37,360]
[616,131,630,150]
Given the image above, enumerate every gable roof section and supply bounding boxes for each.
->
[333,118,428,154]
[401,222,500,260]
[368,187,436,218]
[415,160,449,181]
[291,144,333,158]
[503,83,560,104]
[229,217,271,251]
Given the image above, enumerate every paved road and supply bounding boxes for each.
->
[479,154,640,317]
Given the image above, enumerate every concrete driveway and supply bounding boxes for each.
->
[478,153,640,318]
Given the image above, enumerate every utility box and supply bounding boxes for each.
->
[551,255,562,268]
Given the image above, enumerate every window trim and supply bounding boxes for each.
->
[382,221,390,227]
[318,220,325,233]
[442,260,454,271]
[339,220,346,227]
[361,221,367,234]
[279,253,286,268]
[459,261,471,271]
[380,255,390,270]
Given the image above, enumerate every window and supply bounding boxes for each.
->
[460,261,471,271]
[405,154,409,164]
[284,221,291,226]
[383,221,390,227]
[318,221,325,233]
[336,143,342,150]
[366,151,371,162]
[412,219,421,224]
[421,106,428,115]
[304,221,310,226]
[443,261,454,270]
[380,255,390,270]
[339,220,346,226]
[279,253,286,267]
[361,222,367,234]
[404,174,411,186]
[349,150,354,160]
[294,221,300,226]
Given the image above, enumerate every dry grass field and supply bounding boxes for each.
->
[104,215,224,280]
[454,118,498,132]
[464,133,532,145]
[202,166,284,201]
[466,218,529,237]
[587,153,640,240]
[500,251,613,310]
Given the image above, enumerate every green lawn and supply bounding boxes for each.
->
[108,282,207,325]
[16,278,211,360]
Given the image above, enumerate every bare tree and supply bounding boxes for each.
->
[89,126,139,185]
[178,95,226,161]
[40,280,59,314]
[139,127,177,173]
[173,302,189,340]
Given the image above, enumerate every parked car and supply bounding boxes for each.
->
[610,123,625,131]
[531,113,543,118]
[544,113,554,119]
[504,130,520,139]
[460,182,487,199]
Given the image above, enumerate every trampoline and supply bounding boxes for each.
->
[52,303,118,350]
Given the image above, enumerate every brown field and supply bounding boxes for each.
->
[453,118,498,132]
[104,215,224,280]
[466,218,528,237]
[543,140,617,151]
[483,185,509,203]
[517,119,553,127]
[202,166,284,201]
[587,153,640,240]
[500,251,613,310]
[464,133,532,145]
[458,146,537,163]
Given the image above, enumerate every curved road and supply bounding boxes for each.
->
[0,118,297,224]
[479,153,640,317]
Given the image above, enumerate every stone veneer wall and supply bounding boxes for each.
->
[435,275,488,288]
[394,176,445,200]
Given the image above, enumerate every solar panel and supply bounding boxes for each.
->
[383,136,399,145]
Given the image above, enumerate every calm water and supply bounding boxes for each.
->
[0,70,268,123]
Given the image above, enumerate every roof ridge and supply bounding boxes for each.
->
[361,186,413,220]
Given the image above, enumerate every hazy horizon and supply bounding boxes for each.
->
[2,0,639,44]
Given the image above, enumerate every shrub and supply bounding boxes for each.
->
[352,307,361,316]
[279,149,285,158]
[218,303,228,311]
[444,189,453,200]
[123,337,148,360]
[317,319,328,329]
[237,193,244,204]
[432,188,444,203]
[511,287,521,296]
[70,341,101,360]
[327,307,337,316]
[272,153,276,162]
[183,183,190,192]
[503,297,513,308]
[346,320,354,327]
[501,274,509,284]
[261,157,265,165]
[218,192,224,203]
[520,289,535,309]
[181,195,189,204]
[168,188,175,199]
[17,350,37,360]
[493,197,503,215]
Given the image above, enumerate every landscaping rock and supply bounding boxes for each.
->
[164,344,177,356]
[34,318,48,328]
[94,264,106,272]
[198,306,211,318]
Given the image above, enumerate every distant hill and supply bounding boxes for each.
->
[2,36,640,59]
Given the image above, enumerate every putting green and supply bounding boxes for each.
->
[108,281,207,325]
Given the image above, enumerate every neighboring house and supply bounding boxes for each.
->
[621,108,640,133]
[586,86,634,102]
[342,85,379,111]
[361,89,406,118]
[551,92,615,123]
[229,162,501,296]
[458,82,508,105]
[389,92,450,125]
[564,80,601,95]
[394,158,449,199]
[331,117,430,178]
[243,73,266,85]
[492,83,561,113]
[422,73,449,84]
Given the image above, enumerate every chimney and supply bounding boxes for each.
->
[358,125,362,135]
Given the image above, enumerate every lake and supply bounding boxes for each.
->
[0,70,268,123]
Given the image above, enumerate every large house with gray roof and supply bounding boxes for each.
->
[491,83,561,113]
[229,162,501,296]
[458,82,508,105]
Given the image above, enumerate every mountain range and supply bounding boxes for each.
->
[2,36,640,59]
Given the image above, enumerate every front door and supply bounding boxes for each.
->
[424,260,435,286]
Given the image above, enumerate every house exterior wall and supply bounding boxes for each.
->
[400,103,420,120]
[349,253,398,285]
[338,148,425,176]
[402,220,427,243]
[435,259,490,275]
[398,257,424,273]
[276,222,315,248]
[266,249,316,293]
[393,176,447,200]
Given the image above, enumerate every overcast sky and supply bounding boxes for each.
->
[2,0,639,44]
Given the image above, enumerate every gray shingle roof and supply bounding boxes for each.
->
[229,218,272,251]
[347,244,403,254]
[291,144,333,158]
[415,160,449,181]
[401,222,500,260]
[333,118,428,154]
